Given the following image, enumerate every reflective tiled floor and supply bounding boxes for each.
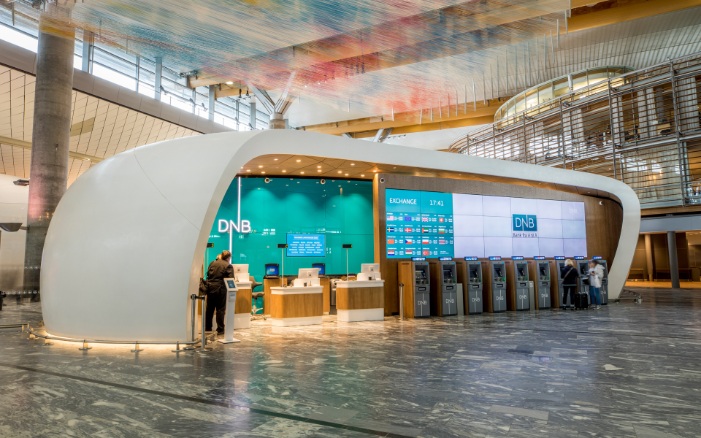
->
[1,288,701,437]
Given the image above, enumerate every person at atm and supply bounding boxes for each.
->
[561,259,579,310]
[205,250,234,334]
[588,260,605,310]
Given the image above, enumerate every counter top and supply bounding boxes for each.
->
[235,281,252,288]
[335,280,385,288]
[270,286,323,295]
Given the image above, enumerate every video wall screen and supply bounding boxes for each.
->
[385,189,587,258]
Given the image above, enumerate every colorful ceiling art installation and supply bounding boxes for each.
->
[17,1,570,116]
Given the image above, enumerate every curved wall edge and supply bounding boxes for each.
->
[41,130,640,341]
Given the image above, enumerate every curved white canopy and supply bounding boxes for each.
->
[41,130,640,341]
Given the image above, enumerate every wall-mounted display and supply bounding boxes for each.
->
[386,189,586,258]
[286,233,326,257]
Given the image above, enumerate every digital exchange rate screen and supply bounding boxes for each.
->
[385,189,454,258]
[286,233,326,257]
[385,189,587,259]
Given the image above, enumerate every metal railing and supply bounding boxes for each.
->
[449,52,701,209]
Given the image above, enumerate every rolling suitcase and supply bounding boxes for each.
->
[574,292,588,310]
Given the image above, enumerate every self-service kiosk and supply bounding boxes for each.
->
[506,256,530,311]
[429,258,459,316]
[576,257,590,306]
[219,278,241,344]
[528,257,551,309]
[593,256,609,305]
[456,257,483,315]
[552,257,568,308]
[398,257,431,318]
[483,256,507,313]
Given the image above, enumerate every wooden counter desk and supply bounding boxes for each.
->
[269,286,323,326]
[234,281,252,329]
[335,280,385,322]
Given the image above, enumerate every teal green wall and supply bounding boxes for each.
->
[207,177,374,281]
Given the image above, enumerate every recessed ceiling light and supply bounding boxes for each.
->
[225,81,234,85]
[345,173,349,176]
[317,165,321,168]
[261,171,266,174]
[246,169,251,172]
[317,169,322,173]
[360,174,365,177]
[337,170,342,174]
[373,169,378,173]
[300,171,305,174]
[258,165,263,168]
[274,158,278,161]
[296,159,301,163]
[282,169,287,173]
[350,163,355,166]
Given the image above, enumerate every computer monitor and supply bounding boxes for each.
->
[298,268,320,279]
[311,263,325,276]
[361,263,380,274]
[232,264,249,274]
[264,263,279,277]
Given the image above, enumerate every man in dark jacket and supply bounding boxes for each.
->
[205,250,234,334]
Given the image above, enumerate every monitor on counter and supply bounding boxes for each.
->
[232,264,249,274]
[264,263,279,278]
[311,263,325,276]
[298,268,320,279]
[361,263,380,274]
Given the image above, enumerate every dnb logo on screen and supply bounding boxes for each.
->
[512,214,538,238]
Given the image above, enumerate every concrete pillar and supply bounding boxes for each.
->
[154,56,162,100]
[667,230,681,288]
[250,98,257,130]
[81,29,93,73]
[644,233,655,281]
[208,85,215,121]
[269,113,286,129]
[24,11,75,296]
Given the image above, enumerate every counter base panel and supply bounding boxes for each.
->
[337,308,384,322]
[336,286,384,311]
[234,313,250,329]
[270,316,323,327]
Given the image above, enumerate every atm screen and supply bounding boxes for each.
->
[443,269,453,282]
[469,268,479,279]
[580,265,589,275]
[226,280,236,289]
[494,267,503,277]
[539,267,547,277]
[517,268,526,277]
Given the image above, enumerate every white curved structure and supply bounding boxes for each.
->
[41,130,640,341]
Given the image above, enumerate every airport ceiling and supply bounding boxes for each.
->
[1,0,701,184]
[7,0,701,132]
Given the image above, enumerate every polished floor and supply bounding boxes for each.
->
[1,288,701,437]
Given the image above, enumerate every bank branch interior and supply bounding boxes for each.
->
[204,152,623,336]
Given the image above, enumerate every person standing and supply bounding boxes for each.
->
[205,250,234,334]
[561,259,579,310]
[588,260,604,310]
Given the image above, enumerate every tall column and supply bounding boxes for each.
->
[208,85,215,121]
[644,233,655,281]
[667,231,681,289]
[24,11,75,297]
[154,56,162,100]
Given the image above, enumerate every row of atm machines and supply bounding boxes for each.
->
[399,256,609,317]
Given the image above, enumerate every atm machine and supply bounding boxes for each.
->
[551,256,568,308]
[528,256,551,310]
[397,257,431,318]
[506,256,530,311]
[576,256,590,307]
[592,256,609,305]
[429,258,458,316]
[482,256,507,313]
[455,257,483,315]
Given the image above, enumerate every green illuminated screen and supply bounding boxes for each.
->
[207,177,374,281]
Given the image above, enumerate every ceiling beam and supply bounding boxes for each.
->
[568,0,701,32]
[300,98,504,136]
[0,135,103,163]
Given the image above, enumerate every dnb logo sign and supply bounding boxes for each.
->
[512,214,538,238]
